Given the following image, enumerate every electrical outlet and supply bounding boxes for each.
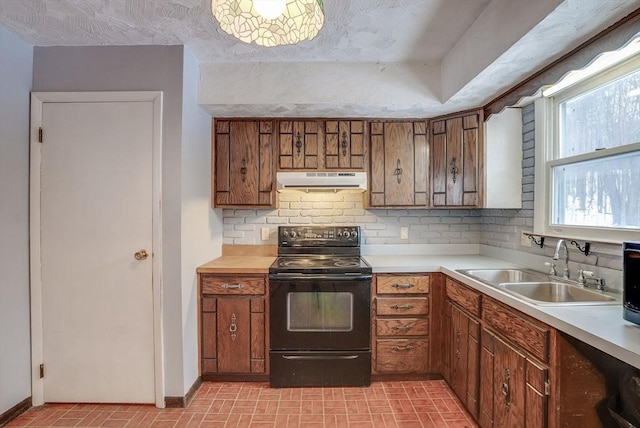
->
[521,231,532,247]
[261,227,270,241]
[400,227,409,240]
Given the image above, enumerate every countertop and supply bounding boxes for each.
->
[196,256,275,274]
[195,252,640,369]
[363,254,640,370]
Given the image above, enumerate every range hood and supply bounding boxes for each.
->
[277,171,367,192]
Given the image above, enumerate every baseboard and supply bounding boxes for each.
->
[0,397,31,427]
[164,377,202,408]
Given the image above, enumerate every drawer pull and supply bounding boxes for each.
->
[223,283,242,289]
[392,282,415,289]
[391,345,415,351]
[392,324,414,331]
[390,304,414,310]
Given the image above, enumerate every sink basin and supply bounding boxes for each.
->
[456,268,620,306]
[498,282,618,305]
[458,268,548,286]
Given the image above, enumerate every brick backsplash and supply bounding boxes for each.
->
[223,192,482,245]
[221,104,622,271]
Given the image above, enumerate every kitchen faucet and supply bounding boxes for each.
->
[553,239,570,279]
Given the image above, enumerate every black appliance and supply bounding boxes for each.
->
[269,225,372,388]
[623,241,640,326]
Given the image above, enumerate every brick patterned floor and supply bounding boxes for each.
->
[6,380,478,428]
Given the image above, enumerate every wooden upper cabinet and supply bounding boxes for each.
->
[430,110,483,207]
[325,120,365,169]
[213,120,275,208]
[369,121,428,207]
[278,120,320,169]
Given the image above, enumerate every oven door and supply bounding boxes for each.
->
[269,274,371,351]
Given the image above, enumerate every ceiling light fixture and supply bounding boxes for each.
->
[211,0,324,47]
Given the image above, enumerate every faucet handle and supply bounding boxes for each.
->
[544,262,557,276]
[577,270,593,287]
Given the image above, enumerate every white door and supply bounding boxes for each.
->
[31,92,163,405]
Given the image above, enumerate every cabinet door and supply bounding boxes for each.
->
[493,334,527,428]
[214,120,275,207]
[450,304,469,402]
[201,297,217,374]
[325,120,365,169]
[278,120,320,169]
[369,121,428,207]
[450,304,480,419]
[217,297,251,373]
[430,110,483,207]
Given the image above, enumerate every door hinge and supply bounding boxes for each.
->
[544,380,550,396]
[38,127,43,143]
[39,364,44,378]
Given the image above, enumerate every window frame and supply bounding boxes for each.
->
[534,55,640,244]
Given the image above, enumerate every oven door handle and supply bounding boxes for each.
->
[282,355,360,360]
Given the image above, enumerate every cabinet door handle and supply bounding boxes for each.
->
[392,324,413,331]
[390,304,414,310]
[240,158,247,182]
[502,369,511,409]
[450,157,459,183]
[222,283,242,289]
[229,313,237,342]
[455,329,461,360]
[394,159,403,184]
[391,345,415,351]
[341,131,348,156]
[295,133,303,154]
[391,282,415,289]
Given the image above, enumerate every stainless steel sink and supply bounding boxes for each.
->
[458,268,549,286]
[498,281,618,305]
[456,268,620,306]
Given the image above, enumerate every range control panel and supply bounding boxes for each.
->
[278,226,360,247]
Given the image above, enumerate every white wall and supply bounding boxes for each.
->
[0,26,33,415]
[180,47,222,393]
[32,45,189,397]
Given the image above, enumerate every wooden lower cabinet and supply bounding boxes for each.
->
[479,328,547,428]
[373,274,430,376]
[445,278,482,419]
[442,278,609,428]
[199,274,267,380]
[450,303,480,419]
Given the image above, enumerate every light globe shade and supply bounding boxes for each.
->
[253,0,287,19]
[211,0,324,47]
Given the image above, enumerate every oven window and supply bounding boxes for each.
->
[287,292,353,332]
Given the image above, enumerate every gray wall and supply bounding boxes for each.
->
[0,27,33,415]
[180,46,223,393]
[32,45,189,397]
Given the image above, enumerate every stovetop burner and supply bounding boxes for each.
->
[270,255,371,275]
[270,226,371,275]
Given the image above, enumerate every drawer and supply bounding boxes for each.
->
[201,275,265,295]
[446,278,481,317]
[377,275,429,294]
[376,318,429,337]
[375,339,429,373]
[376,297,429,316]
[483,297,550,363]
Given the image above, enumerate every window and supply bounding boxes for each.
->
[534,54,640,243]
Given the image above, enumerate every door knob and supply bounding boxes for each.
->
[134,249,148,261]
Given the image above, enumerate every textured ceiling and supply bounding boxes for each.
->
[1,0,638,117]
[0,0,491,63]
